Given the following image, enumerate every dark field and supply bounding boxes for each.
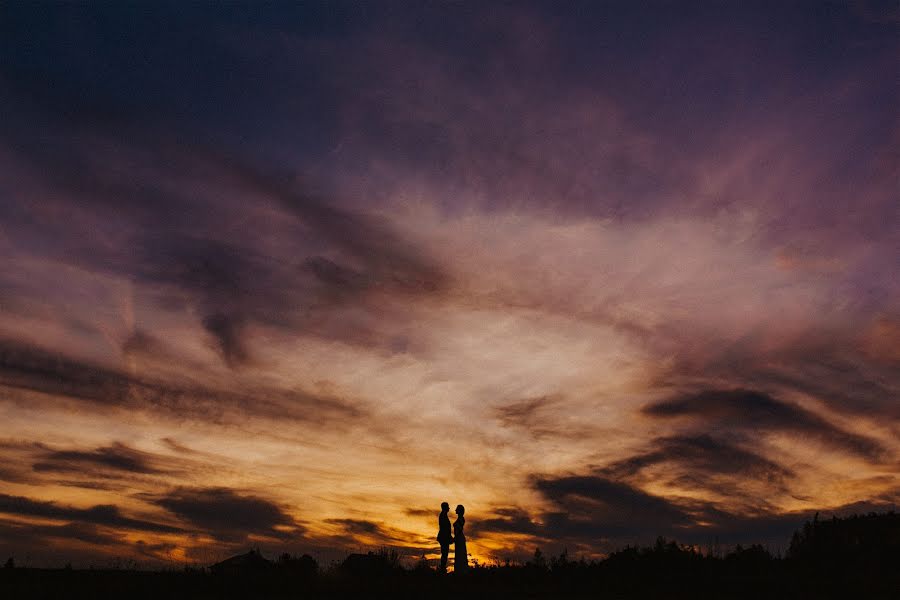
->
[2,513,898,599]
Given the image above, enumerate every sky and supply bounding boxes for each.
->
[0,1,898,568]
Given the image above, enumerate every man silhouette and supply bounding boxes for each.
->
[437,501,453,573]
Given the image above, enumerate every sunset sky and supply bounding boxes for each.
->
[0,2,898,567]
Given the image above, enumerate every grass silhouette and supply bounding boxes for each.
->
[2,512,897,599]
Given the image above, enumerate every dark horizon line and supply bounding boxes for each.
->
[4,509,896,571]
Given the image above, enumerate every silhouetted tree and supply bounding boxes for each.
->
[2,511,898,599]
[788,511,900,564]
[529,547,547,570]
[413,552,431,573]
[276,552,317,576]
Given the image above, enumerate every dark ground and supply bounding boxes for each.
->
[2,512,898,599]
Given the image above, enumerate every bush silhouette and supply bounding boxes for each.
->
[1,512,897,599]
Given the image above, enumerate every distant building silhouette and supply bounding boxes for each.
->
[209,549,274,574]
[340,550,400,577]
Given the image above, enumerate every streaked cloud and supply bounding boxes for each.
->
[643,389,888,461]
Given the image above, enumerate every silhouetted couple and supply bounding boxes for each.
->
[437,502,466,573]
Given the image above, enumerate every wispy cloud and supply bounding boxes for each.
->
[32,442,163,475]
[643,389,888,462]
[0,338,367,426]
[0,493,182,534]
[151,487,304,544]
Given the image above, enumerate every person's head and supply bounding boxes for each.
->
[441,502,449,512]
[455,504,465,516]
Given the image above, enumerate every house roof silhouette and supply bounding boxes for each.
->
[209,549,273,573]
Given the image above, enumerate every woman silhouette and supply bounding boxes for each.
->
[453,504,467,572]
